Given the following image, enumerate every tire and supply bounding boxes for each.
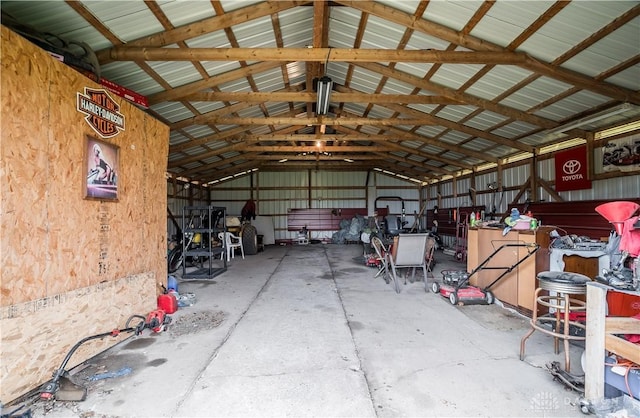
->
[485,290,495,305]
[167,246,183,273]
[241,224,258,255]
[431,282,440,294]
[449,292,459,305]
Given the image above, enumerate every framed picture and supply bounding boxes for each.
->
[85,136,119,201]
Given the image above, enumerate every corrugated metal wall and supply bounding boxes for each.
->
[167,152,639,245]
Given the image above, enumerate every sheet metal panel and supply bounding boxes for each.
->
[520,2,638,64]
[359,14,406,50]
[329,7,361,45]
[421,0,484,32]
[2,1,112,49]
[233,16,277,48]
[82,1,165,41]
[151,102,195,123]
[156,1,215,27]
[464,66,533,102]
[430,63,486,91]
[278,6,314,37]
[500,76,572,113]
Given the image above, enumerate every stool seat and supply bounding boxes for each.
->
[537,271,589,295]
[537,271,591,285]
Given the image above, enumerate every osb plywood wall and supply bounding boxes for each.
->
[0,26,169,402]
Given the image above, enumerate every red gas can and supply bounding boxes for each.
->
[157,293,178,314]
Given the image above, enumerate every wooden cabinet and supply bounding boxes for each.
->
[467,226,555,316]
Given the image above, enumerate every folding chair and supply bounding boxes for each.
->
[371,236,396,290]
[425,236,436,279]
[388,233,430,293]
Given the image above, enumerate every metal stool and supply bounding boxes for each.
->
[520,271,589,372]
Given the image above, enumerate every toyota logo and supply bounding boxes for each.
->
[563,159,581,174]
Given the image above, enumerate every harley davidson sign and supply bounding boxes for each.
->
[77,88,125,138]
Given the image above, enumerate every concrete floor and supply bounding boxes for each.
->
[32,243,586,417]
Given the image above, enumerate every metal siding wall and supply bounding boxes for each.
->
[166,167,639,244]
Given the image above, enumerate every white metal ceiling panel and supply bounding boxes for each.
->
[146,60,203,89]
[379,78,421,95]
[188,101,226,115]
[329,7,361,46]
[185,30,231,48]
[464,111,510,131]
[169,131,189,146]
[218,0,262,13]
[470,1,555,48]
[422,0,485,32]
[464,66,533,101]
[415,125,448,137]
[564,21,640,78]
[499,76,573,112]
[604,61,640,91]
[393,62,433,79]
[347,67,386,93]
[156,0,215,28]
[376,0,422,16]
[430,63,486,91]
[82,1,165,43]
[99,62,163,96]
[181,125,216,139]
[437,105,477,123]
[279,8,315,47]
[233,16,277,48]
[492,122,535,140]
[406,30,451,51]
[2,1,112,49]
[407,103,439,114]
[438,130,470,145]
[151,102,194,123]
[359,14,406,50]
[519,2,638,63]
[535,90,612,121]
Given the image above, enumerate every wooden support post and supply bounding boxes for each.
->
[586,132,595,182]
[529,151,537,202]
[585,282,607,402]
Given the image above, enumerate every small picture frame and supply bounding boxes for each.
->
[85,136,119,201]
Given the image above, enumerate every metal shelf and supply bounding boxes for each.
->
[180,205,227,280]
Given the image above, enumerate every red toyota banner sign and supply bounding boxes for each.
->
[554,146,592,192]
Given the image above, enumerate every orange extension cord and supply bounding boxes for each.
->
[604,356,640,400]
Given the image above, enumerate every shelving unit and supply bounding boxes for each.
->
[181,205,227,280]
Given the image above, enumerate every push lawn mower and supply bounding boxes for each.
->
[431,242,539,305]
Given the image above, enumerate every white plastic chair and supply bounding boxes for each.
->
[218,232,244,261]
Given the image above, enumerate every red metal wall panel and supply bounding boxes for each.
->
[287,208,368,231]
